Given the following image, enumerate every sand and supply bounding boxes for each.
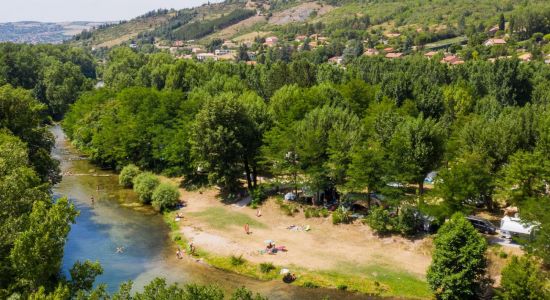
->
[176,188,432,278]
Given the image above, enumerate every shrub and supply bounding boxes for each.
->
[132,172,160,204]
[365,206,392,234]
[230,255,245,266]
[231,286,268,300]
[499,251,508,259]
[259,262,275,273]
[498,256,548,300]
[320,208,329,217]
[337,284,348,290]
[332,207,351,224]
[302,281,319,288]
[152,183,181,212]
[397,205,421,236]
[118,164,141,188]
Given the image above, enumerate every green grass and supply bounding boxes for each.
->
[188,207,266,229]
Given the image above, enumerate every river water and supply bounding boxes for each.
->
[52,125,377,300]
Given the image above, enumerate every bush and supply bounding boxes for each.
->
[337,284,348,290]
[397,205,421,236]
[259,262,275,273]
[332,207,351,224]
[302,281,319,288]
[498,256,548,299]
[118,164,141,188]
[499,251,508,259]
[231,286,268,300]
[230,255,245,266]
[364,206,392,234]
[132,172,160,204]
[152,183,181,212]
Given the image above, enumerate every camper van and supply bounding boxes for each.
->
[499,216,536,239]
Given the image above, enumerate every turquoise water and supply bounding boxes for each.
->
[52,125,377,299]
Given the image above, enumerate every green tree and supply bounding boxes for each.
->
[119,164,142,188]
[427,213,488,300]
[436,152,494,212]
[132,172,160,204]
[68,260,103,295]
[389,115,445,193]
[10,198,78,292]
[496,151,549,205]
[499,13,506,31]
[498,256,548,300]
[151,183,181,212]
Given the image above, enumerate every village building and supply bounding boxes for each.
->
[518,52,532,62]
[484,38,507,46]
[363,48,379,56]
[215,49,232,56]
[328,56,343,65]
[424,51,438,58]
[173,40,185,47]
[265,36,279,47]
[196,53,217,61]
[295,35,307,42]
[385,52,403,59]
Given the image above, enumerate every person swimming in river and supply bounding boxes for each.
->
[90,196,94,205]
[116,246,124,254]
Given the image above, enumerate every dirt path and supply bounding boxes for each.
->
[176,188,432,278]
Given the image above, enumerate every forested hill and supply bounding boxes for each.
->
[72,0,550,49]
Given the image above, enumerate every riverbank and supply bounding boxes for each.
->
[163,184,434,299]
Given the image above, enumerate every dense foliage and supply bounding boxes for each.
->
[64,50,550,265]
[427,213,488,300]
[0,43,95,119]
[498,256,549,300]
[152,183,181,212]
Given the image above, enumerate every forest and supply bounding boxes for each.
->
[2,10,550,295]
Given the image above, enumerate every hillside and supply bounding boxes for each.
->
[72,0,550,50]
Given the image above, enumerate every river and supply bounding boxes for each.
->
[52,125,376,300]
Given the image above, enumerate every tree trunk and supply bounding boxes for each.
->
[418,181,424,195]
[252,164,258,188]
[243,159,253,191]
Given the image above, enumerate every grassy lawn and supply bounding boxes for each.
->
[291,262,431,299]
[188,207,266,230]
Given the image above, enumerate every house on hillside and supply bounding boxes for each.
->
[215,49,231,55]
[424,51,438,59]
[328,56,343,65]
[484,38,506,46]
[295,35,307,42]
[265,36,278,47]
[440,54,463,64]
[385,52,403,59]
[173,40,185,47]
[518,52,532,62]
[487,25,500,37]
[364,48,379,56]
[196,53,216,61]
